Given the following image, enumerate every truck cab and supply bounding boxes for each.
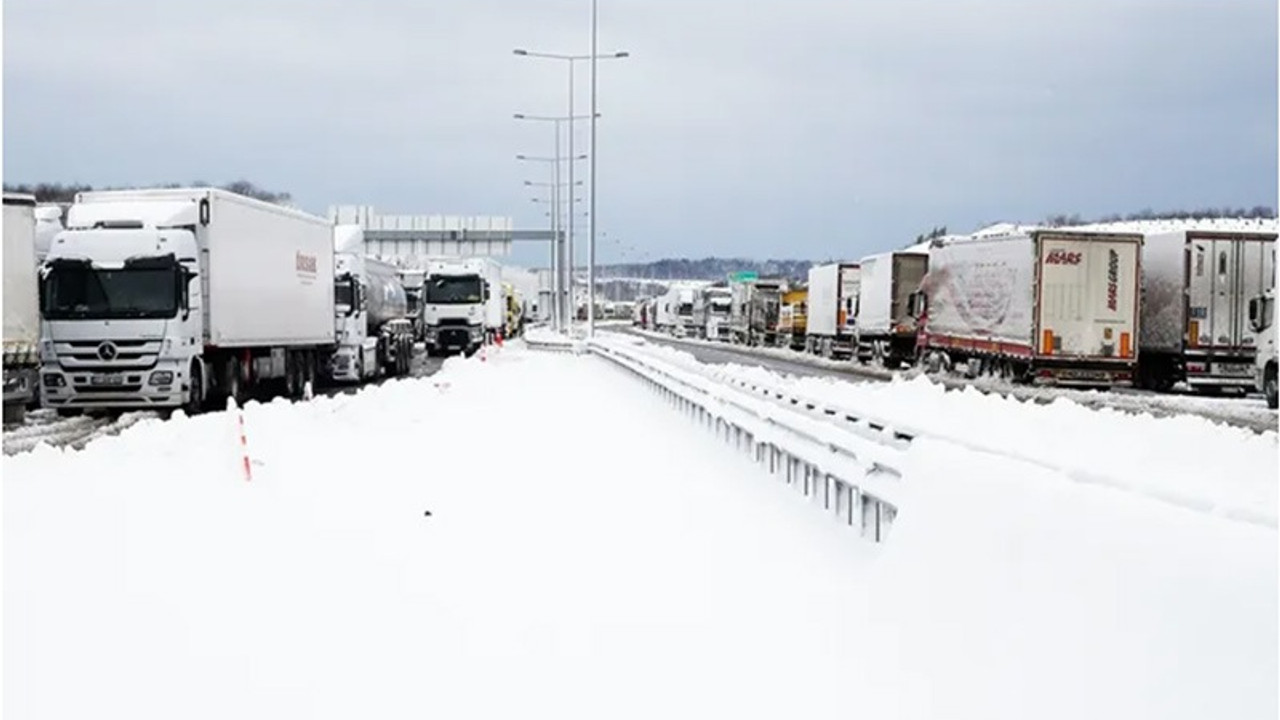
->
[703,287,732,342]
[422,261,489,356]
[39,219,203,414]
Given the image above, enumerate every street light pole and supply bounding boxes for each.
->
[588,0,599,336]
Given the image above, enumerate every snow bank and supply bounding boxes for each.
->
[605,336,1280,527]
[6,342,1275,719]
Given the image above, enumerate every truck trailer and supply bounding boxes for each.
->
[730,278,784,346]
[330,225,416,383]
[777,287,808,351]
[1134,228,1276,392]
[805,262,861,359]
[855,250,928,368]
[913,228,1143,386]
[4,193,42,423]
[38,188,336,413]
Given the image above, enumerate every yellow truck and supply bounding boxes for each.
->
[777,287,808,351]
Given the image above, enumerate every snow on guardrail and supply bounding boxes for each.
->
[585,335,907,542]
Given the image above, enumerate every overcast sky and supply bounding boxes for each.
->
[4,0,1276,265]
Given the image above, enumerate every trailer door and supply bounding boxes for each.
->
[1189,235,1276,350]
[1037,234,1140,359]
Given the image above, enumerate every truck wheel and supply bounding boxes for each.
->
[225,357,247,408]
[1266,364,1278,410]
[285,352,301,399]
[185,362,204,415]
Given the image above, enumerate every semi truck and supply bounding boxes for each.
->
[730,278,784,346]
[805,262,861,359]
[855,250,929,368]
[702,285,733,341]
[329,225,416,383]
[421,258,496,356]
[4,193,42,424]
[1132,228,1276,393]
[38,188,335,414]
[777,287,808,351]
[911,228,1143,386]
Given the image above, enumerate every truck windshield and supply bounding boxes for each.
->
[678,303,694,316]
[710,300,731,315]
[426,276,483,304]
[42,265,179,320]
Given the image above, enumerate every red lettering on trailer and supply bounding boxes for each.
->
[296,252,317,274]
[1044,249,1083,265]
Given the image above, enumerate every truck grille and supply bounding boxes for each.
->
[54,339,161,371]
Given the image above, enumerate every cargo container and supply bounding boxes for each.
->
[805,262,860,358]
[913,228,1143,386]
[4,193,41,423]
[855,250,928,367]
[38,188,336,413]
[1134,229,1276,392]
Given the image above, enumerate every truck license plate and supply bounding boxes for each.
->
[90,374,125,386]
[1216,364,1253,377]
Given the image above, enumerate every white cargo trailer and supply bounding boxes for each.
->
[1135,229,1276,392]
[914,228,1143,386]
[39,188,335,413]
[4,193,42,423]
[855,250,928,367]
[805,262,861,359]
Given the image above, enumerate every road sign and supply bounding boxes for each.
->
[728,271,759,283]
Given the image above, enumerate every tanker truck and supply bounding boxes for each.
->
[329,225,416,383]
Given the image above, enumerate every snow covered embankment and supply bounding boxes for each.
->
[6,342,1276,719]
[599,333,1279,528]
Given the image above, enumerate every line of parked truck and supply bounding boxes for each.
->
[635,224,1278,408]
[2,187,526,423]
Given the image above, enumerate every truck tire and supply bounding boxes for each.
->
[1266,364,1278,410]
[185,362,204,415]
[225,356,247,409]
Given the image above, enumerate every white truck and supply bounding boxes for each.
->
[805,262,861,359]
[397,267,427,342]
[855,250,929,368]
[330,225,416,383]
[1133,228,1276,393]
[702,286,733,341]
[654,287,680,334]
[421,257,500,356]
[912,228,1143,386]
[38,188,335,414]
[4,193,42,424]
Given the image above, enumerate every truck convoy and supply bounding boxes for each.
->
[38,188,336,414]
[4,193,42,423]
[805,262,861,359]
[421,257,499,357]
[855,249,929,368]
[1131,228,1276,393]
[912,228,1143,386]
[330,225,416,383]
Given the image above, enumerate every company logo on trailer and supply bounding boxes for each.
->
[1106,249,1119,311]
[1044,249,1082,265]
[296,252,318,275]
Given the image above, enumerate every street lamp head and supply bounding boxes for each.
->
[516,154,528,160]
[614,51,630,58]
[513,113,526,119]
[513,49,529,56]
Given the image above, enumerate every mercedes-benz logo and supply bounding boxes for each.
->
[97,341,119,361]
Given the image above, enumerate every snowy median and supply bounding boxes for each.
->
[5,341,1276,719]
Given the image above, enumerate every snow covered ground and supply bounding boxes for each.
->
[623,326,1277,432]
[5,341,1275,719]
[602,334,1279,527]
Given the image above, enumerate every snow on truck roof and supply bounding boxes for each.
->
[1067,217,1279,235]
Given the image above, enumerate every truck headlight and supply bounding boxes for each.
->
[148,371,174,386]
[42,374,65,388]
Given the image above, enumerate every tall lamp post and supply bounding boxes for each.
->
[514,112,594,331]
[518,152,586,329]
[514,45,627,336]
